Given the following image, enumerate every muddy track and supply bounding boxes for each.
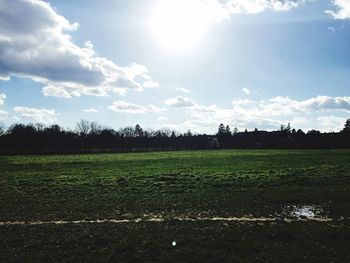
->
[0,215,344,226]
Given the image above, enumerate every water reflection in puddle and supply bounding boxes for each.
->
[290,205,320,218]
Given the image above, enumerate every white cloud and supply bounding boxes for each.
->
[242,88,251,96]
[263,96,350,113]
[108,101,165,114]
[142,74,152,80]
[328,26,336,32]
[143,80,160,88]
[225,0,300,14]
[175,87,191,93]
[158,0,301,25]
[13,106,58,124]
[0,93,6,105]
[0,0,158,98]
[83,108,98,113]
[123,63,148,80]
[290,116,308,126]
[42,85,72,98]
[165,96,196,107]
[326,0,350,19]
[0,109,8,120]
[316,116,346,131]
[0,93,7,120]
[147,104,165,113]
[165,95,350,133]
[179,119,221,133]
[169,95,350,118]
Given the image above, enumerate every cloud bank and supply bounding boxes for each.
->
[13,106,58,124]
[165,96,196,107]
[225,0,300,14]
[0,0,158,98]
[326,0,350,19]
[165,95,350,133]
[108,101,165,114]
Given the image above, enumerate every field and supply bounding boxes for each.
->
[0,149,349,262]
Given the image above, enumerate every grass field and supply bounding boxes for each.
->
[0,150,349,262]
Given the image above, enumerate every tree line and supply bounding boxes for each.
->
[0,119,349,154]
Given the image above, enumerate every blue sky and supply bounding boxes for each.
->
[0,0,350,133]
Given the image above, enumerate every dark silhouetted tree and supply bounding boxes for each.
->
[8,124,36,136]
[1,118,350,154]
[134,124,144,137]
[0,122,4,136]
[184,129,192,137]
[225,125,231,136]
[342,119,350,133]
[120,126,135,137]
[307,129,320,135]
[217,123,225,136]
[45,124,62,134]
[217,123,231,147]
[217,123,225,144]
[171,131,176,138]
[297,129,305,135]
[280,123,291,133]
[286,123,291,133]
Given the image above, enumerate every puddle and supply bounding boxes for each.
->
[289,205,321,218]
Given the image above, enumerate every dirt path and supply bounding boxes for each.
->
[0,215,340,226]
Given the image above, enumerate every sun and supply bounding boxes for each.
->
[150,0,212,51]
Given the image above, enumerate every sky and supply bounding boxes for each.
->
[0,0,350,133]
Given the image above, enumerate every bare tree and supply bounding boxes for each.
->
[90,121,102,135]
[120,126,135,137]
[160,128,172,137]
[76,119,91,136]
[34,123,45,132]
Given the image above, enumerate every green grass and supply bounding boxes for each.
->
[0,149,350,262]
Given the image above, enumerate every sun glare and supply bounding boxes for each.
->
[150,0,213,51]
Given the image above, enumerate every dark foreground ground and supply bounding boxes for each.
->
[0,150,349,262]
[1,221,349,263]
